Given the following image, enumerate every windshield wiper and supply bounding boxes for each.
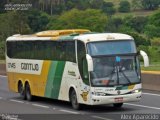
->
[119,67,132,84]
[115,57,132,85]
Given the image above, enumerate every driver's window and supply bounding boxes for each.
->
[77,41,89,85]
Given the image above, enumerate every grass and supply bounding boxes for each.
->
[0,60,5,64]
[104,0,158,17]
[114,10,156,17]
[141,62,160,71]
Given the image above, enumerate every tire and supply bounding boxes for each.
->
[25,83,33,101]
[113,103,123,108]
[18,82,26,100]
[70,90,80,110]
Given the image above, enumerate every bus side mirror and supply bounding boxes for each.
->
[86,54,93,72]
[140,50,149,67]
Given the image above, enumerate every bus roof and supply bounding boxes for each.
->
[6,29,133,42]
[74,33,134,43]
[35,29,90,37]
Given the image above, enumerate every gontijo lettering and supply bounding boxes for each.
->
[21,63,39,71]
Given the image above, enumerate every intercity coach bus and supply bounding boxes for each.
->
[6,29,149,110]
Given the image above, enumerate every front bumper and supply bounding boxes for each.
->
[90,92,142,105]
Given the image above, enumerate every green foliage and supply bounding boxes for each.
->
[89,0,104,9]
[148,46,160,62]
[125,32,150,47]
[125,16,148,33]
[118,1,131,13]
[0,0,7,13]
[48,9,108,32]
[105,17,123,32]
[144,24,160,38]
[101,2,116,16]
[151,37,160,46]
[148,11,160,27]
[65,0,91,10]
[0,40,5,59]
[0,11,31,59]
[141,0,160,10]
[27,10,49,32]
[144,11,160,38]
[131,0,143,10]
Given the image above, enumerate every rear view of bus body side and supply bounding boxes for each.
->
[6,29,149,109]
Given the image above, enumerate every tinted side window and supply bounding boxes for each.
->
[7,40,76,62]
[66,41,76,62]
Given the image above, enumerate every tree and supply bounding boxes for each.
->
[125,32,150,47]
[144,25,160,38]
[0,0,7,13]
[65,0,90,10]
[141,0,160,10]
[118,1,131,12]
[89,0,104,9]
[132,0,143,10]
[48,9,108,32]
[105,17,123,32]
[144,11,160,38]
[101,2,116,16]
[125,16,148,33]
[148,11,160,27]
[27,10,49,32]
[0,11,31,59]
[151,38,160,46]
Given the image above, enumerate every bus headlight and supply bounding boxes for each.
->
[132,89,142,93]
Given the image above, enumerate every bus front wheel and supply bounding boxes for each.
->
[25,83,33,101]
[70,89,80,110]
[113,103,123,108]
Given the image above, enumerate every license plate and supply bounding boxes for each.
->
[115,97,123,102]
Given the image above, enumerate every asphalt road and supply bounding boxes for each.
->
[0,75,160,120]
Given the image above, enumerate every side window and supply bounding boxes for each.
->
[7,40,76,62]
[66,41,76,63]
[77,41,89,85]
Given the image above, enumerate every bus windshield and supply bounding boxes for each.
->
[90,56,141,86]
[87,40,136,56]
[87,40,140,87]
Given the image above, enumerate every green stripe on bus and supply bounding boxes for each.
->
[45,61,58,97]
[51,61,65,99]
[59,35,75,40]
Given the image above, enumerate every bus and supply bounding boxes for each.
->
[6,29,149,110]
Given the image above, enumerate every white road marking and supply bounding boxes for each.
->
[10,99,24,103]
[59,109,79,114]
[92,116,113,120]
[53,108,56,110]
[0,97,2,99]
[125,103,160,110]
[0,75,7,78]
[143,92,160,97]
[32,104,50,109]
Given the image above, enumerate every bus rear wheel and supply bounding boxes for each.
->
[18,82,26,100]
[25,83,33,101]
[70,90,80,110]
[113,103,123,108]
